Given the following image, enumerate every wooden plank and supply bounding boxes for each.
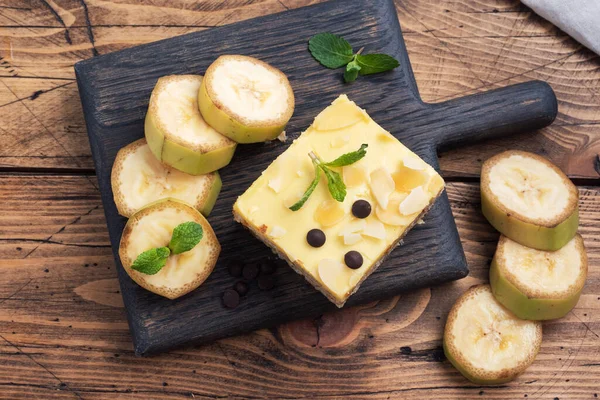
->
[75,0,559,354]
[397,0,600,179]
[0,0,596,178]
[0,174,598,398]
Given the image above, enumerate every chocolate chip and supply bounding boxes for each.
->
[222,289,240,308]
[344,251,363,269]
[242,263,259,280]
[258,275,275,291]
[227,261,243,277]
[233,281,249,296]
[352,200,371,219]
[307,229,326,248]
[259,259,276,275]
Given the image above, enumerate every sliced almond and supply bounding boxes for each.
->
[393,162,429,192]
[363,220,386,240]
[375,192,413,226]
[369,167,395,209]
[339,219,367,236]
[269,225,287,238]
[402,156,426,170]
[268,176,283,193]
[343,232,363,245]
[318,258,349,294]
[399,186,429,216]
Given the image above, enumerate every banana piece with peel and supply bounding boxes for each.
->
[444,285,542,385]
[119,200,220,299]
[145,75,237,175]
[481,150,578,251]
[490,234,587,320]
[199,55,295,143]
[111,139,221,218]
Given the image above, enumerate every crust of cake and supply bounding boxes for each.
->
[233,185,445,308]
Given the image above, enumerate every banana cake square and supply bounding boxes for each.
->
[233,95,445,307]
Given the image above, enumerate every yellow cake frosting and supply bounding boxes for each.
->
[233,95,445,306]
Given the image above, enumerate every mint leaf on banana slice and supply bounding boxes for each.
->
[119,200,220,300]
[111,138,221,218]
[199,55,295,143]
[481,150,579,251]
[145,75,237,175]
[490,234,587,320]
[444,285,542,385]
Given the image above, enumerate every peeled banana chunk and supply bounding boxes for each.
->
[199,55,295,143]
[490,234,587,320]
[119,200,220,300]
[145,75,237,175]
[443,285,542,385]
[111,139,222,218]
[481,150,579,251]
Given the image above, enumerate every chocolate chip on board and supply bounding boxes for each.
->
[234,281,249,296]
[222,289,240,308]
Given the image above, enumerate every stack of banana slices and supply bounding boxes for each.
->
[444,150,587,384]
[111,55,295,299]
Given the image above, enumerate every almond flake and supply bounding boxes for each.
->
[318,258,348,294]
[339,219,366,236]
[399,186,429,215]
[277,130,287,142]
[369,167,395,209]
[268,176,282,193]
[363,220,386,240]
[343,232,363,245]
[403,157,426,170]
[269,225,286,238]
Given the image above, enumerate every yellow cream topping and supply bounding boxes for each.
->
[234,95,444,302]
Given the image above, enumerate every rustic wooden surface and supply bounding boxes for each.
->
[0,0,598,399]
[75,0,557,355]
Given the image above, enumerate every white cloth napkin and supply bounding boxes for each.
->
[522,0,600,55]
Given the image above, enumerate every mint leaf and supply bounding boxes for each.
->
[289,164,321,211]
[309,33,353,69]
[325,144,368,167]
[168,221,203,254]
[356,53,399,75]
[321,166,346,202]
[343,57,361,83]
[131,247,170,275]
[290,145,368,210]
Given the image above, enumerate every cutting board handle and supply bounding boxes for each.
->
[429,80,558,152]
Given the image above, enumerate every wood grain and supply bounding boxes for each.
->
[0,0,597,179]
[1,0,599,398]
[75,0,560,354]
[0,174,598,399]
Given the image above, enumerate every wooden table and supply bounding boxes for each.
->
[0,0,598,398]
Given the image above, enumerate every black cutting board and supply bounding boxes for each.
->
[74,0,557,355]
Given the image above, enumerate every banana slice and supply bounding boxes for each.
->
[111,139,221,218]
[481,151,579,251]
[490,234,587,320]
[444,285,542,385]
[145,75,237,175]
[119,199,220,299]
[198,55,295,143]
